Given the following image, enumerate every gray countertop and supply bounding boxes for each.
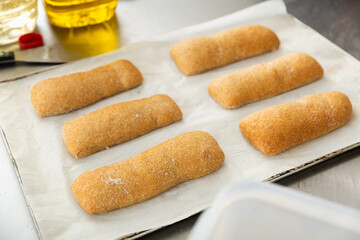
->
[0,0,359,239]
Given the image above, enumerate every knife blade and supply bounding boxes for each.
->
[0,43,87,82]
[0,43,84,64]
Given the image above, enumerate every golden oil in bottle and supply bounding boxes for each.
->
[43,0,118,28]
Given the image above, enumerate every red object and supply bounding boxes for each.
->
[18,33,44,50]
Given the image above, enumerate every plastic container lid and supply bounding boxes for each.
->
[18,33,44,50]
[188,182,360,240]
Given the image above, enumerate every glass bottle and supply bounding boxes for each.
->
[44,0,118,28]
[0,0,37,45]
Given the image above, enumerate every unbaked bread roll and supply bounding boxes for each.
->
[63,94,182,158]
[170,25,280,75]
[239,92,352,155]
[208,53,324,109]
[71,131,225,214]
[31,60,143,117]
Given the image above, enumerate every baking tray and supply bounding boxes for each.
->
[1,0,360,239]
[2,127,359,239]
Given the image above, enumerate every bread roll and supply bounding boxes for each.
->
[63,94,182,158]
[170,25,280,75]
[208,53,324,109]
[31,60,143,117]
[239,92,352,155]
[71,131,225,214]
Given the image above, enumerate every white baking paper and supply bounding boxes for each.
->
[0,0,360,239]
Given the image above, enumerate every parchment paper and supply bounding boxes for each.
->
[0,0,360,239]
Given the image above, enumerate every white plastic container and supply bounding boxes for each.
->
[188,182,360,240]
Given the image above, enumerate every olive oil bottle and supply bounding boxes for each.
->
[44,0,118,28]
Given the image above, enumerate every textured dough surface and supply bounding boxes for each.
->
[239,92,352,155]
[30,60,143,117]
[71,131,225,214]
[208,53,324,109]
[170,25,280,75]
[63,94,182,158]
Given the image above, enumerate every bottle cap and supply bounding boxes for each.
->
[18,33,44,50]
